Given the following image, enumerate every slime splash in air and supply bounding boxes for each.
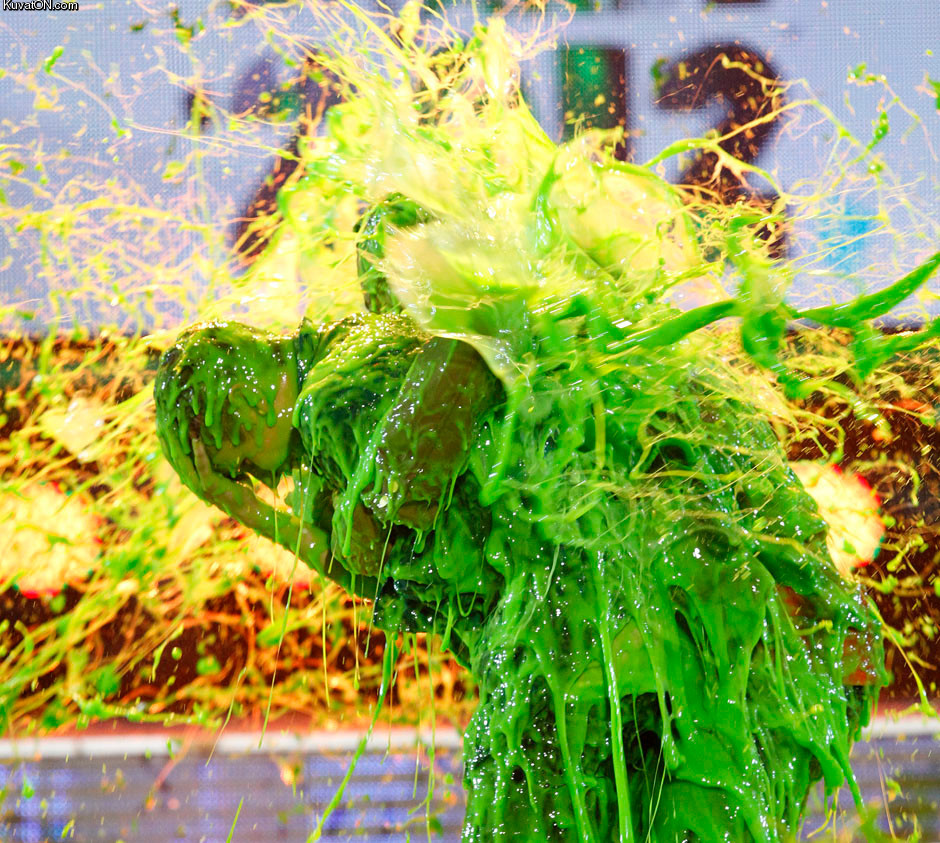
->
[151,13,940,842]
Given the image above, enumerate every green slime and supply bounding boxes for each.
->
[153,17,940,843]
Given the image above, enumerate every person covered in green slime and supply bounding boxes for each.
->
[155,192,886,843]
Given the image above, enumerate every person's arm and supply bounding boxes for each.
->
[182,437,378,596]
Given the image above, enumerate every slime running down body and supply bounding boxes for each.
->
[152,17,940,842]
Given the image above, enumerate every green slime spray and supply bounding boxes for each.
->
[154,15,940,842]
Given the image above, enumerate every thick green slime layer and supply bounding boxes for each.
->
[155,275,890,842]
[151,21,940,839]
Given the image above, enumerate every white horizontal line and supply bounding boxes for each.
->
[0,728,463,761]
[0,715,934,762]
[861,713,940,740]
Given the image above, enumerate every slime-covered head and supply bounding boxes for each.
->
[154,321,300,482]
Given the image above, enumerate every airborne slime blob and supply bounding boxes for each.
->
[153,13,940,843]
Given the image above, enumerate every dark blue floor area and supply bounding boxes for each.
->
[0,728,936,842]
[0,738,464,842]
[801,731,940,842]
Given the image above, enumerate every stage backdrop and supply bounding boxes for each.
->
[1,0,938,329]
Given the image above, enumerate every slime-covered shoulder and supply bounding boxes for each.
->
[362,336,503,531]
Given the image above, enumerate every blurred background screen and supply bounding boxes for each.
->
[2,0,938,329]
[1,4,939,842]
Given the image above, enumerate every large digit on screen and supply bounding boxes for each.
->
[562,46,630,160]
[233,56,342,264]
[655,43,786,254]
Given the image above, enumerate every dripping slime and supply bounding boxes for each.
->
[154,17,940,842]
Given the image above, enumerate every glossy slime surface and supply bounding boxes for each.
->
[151,11,940,842]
